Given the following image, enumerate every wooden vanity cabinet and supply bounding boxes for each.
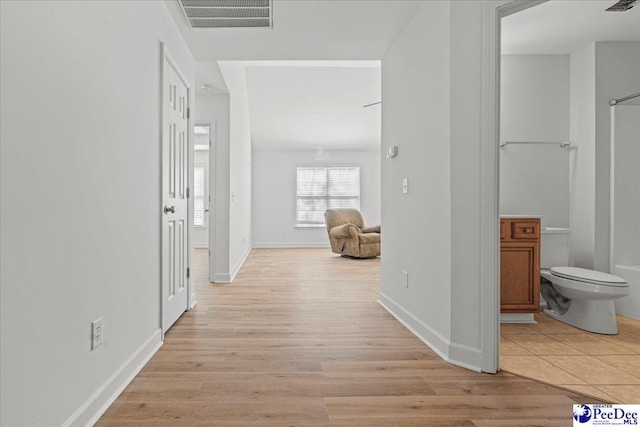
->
[500,218,540,313]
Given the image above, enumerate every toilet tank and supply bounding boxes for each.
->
[541,228,570,268]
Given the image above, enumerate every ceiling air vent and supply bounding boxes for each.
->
[606,0,639,11]
[177,0,273,28]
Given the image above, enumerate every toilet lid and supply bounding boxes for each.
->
[550,267,628,286]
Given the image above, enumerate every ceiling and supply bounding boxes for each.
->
[502,0,640,54]
[164,0,422,61]
[164,0,407,152]
[166,0,638,152]
[245,62,380,151]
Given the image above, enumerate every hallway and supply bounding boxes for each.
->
[97,248,604,426]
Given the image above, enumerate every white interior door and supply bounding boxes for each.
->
[162,50,190,333]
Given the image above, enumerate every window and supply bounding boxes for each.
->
[296,166,360,227]
[194,165,207,227]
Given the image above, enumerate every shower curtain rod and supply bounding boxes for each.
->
[609,92,640,106]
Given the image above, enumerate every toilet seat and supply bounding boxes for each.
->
[550,267,628,287]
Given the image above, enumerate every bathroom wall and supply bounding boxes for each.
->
[616,266,640,321]
[613,106,640,318]
[568,42,640,271]
[569,44,596,269]
[612,104,640,267]
[500,55,570,229]
[593,42,640,272]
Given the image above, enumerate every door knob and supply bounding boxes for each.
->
[205,209,209,213]
[164,205,175,214]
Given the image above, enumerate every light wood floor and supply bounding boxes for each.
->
[98,248,605,426]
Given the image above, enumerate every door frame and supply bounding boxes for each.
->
[480,0,548,373]
[204,121,217,283]
[208,122,217,283]
[160,42,194,336]
[194,121,216,282]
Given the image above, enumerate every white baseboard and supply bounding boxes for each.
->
[500,313,536,324]
[378,292,481,372]
[448,341,483,372]
[378,292,450,361]
[212,247,253,283]
[230,247,252,282]
[211,272,232,283]
[252,242,330,248]
[62,329,163,427]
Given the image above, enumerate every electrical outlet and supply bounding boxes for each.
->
[92,317,103,350]
[402,178,408,194]
[402,270,409,288]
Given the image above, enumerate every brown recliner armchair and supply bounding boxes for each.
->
[324,209,380,258]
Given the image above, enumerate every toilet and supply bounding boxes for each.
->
[540,228,630,334]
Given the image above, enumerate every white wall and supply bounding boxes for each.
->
[616,266,640,321]
[500,55,570,228]
[195,94,230,281]
[380,1,453,361]
[0,1,194,425]
[252,149,381,247]
[593,42,640,272]
[219,62,253,280]
[569,43,597,268]
[613,105,640,267]
[448,0,489,366]
[568,42,640,271]
[381,0,499,371]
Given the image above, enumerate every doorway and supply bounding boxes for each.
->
[193,124,211,249]
[496,1,640,402]
[192,122,216,285]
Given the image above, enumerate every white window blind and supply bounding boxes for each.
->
[296,166,360,227]
[194,165,206,227]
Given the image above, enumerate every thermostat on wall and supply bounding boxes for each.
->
[386,146,398,159]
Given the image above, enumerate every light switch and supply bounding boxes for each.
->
[402,178,408,194]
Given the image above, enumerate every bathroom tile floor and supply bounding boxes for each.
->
[500,313,640,404]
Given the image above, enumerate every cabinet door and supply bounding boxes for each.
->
[500,242,540,312]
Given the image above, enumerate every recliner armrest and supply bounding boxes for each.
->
[329,223,359,238]
[361,225,380,234]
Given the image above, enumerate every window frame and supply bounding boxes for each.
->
[294,164,361,228]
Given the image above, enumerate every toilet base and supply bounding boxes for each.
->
[543,299,619,335]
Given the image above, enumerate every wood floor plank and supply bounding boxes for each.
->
[324,395,575,421]
[196,375,436,398]
[98,248,606,425]
[426,374,579,396]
